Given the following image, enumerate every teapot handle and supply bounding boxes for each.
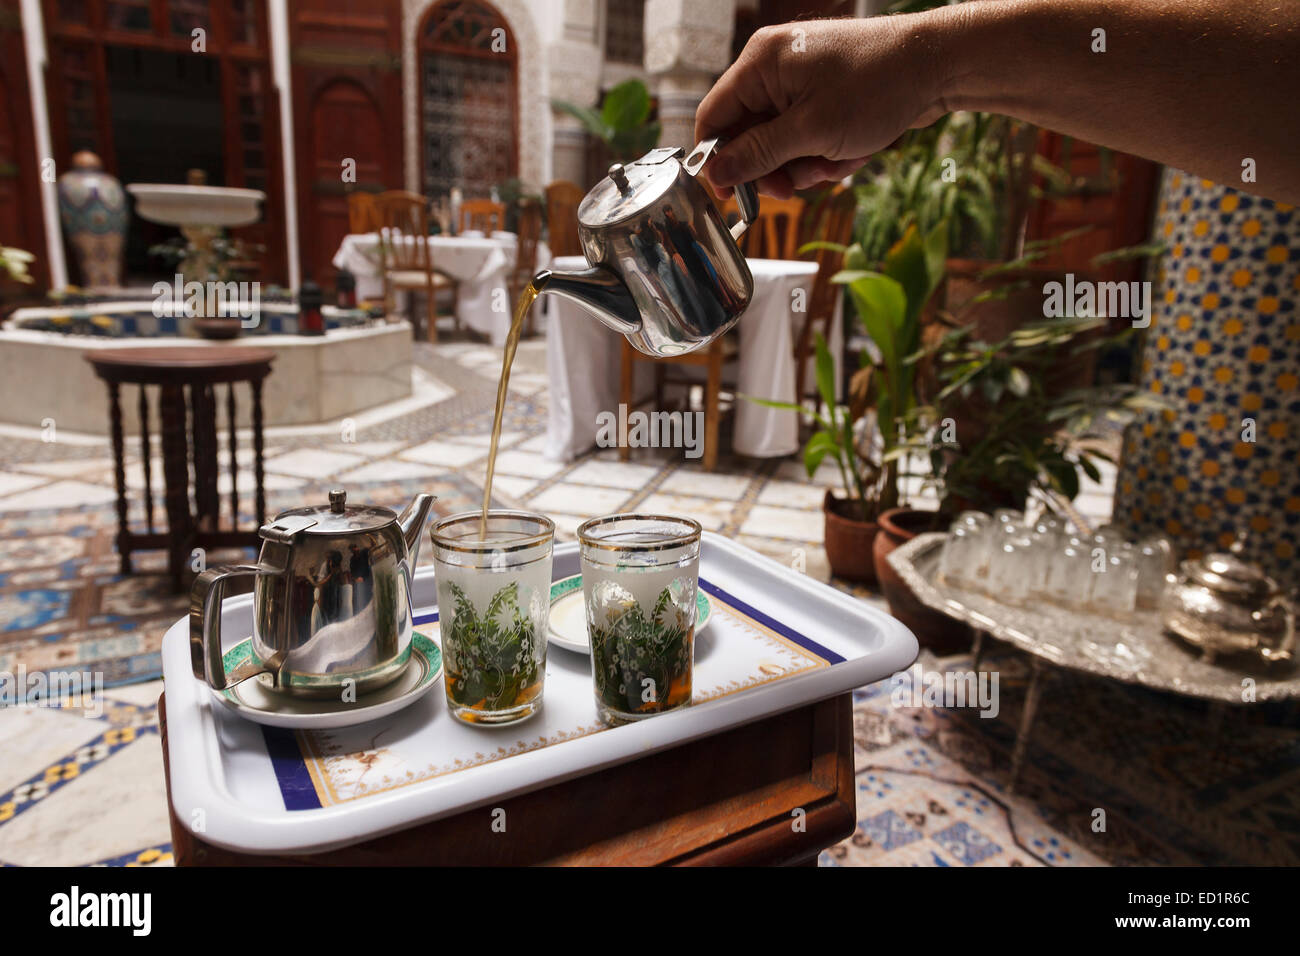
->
[189,562,283,690]
[683,138,760,241]
[1256,591,1296,663]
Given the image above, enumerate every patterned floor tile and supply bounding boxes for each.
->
[263,448,367,479]
[529,483,630,517]
[400,439,488,467]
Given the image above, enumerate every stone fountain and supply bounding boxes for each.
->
[127,175,265,279]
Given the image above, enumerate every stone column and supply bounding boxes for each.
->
[644,0,737,151]
[548,0,603,186]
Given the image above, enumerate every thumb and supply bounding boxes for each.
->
[706,111,806,190]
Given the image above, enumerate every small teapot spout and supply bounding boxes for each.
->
[534,267,642,336]
[397,494,436,566]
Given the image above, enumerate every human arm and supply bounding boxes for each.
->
[695,0,1300,204]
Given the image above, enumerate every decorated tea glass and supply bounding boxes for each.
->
[431,511,554,726]
[577,514,702,725]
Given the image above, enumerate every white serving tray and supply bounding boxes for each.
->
[161,533,917,855]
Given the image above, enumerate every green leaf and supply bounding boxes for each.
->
[1007,366,1031,398]
[600,79,651,131]
[550,99,609,140]
[803,430,839,478]
[814,331,837,415]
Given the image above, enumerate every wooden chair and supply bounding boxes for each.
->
[375,190,453,342]
[544,180,584,257]
[619,193,818,470]
[724,194,805,261]
[508,197,544,334]
[458,199,507,235]
[347,191,381,234]
[793,185,856,405]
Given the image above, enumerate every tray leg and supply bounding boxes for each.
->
[1008,657,1048,794]
[971,628,986,672]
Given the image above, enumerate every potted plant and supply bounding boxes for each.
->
[748,223,945,582]
[748,330,883,582]
[869,314,1164,648]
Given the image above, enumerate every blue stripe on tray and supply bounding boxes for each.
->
[261,726,323,811]
[266,610,439,812]
[698,577,845,665]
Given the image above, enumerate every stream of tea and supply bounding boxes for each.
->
[479,278,542,538]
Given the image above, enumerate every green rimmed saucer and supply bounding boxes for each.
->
[210,632,442,730]
[547,574,712,655]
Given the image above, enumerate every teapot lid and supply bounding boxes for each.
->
[270,489,396,537]
[1186,548,1276,600]
[578,147,686,228]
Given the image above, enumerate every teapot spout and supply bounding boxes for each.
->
[534,267,641,336]
[397,494,436,566]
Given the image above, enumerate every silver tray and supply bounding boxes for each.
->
[888,533,1300,704]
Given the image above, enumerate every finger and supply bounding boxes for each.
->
[710,168,795,201]
[785,156,871,190]
[705,110,807,190]
[756,169,796,200]
[694,32,782,144]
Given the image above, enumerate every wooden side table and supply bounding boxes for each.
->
[85,347,274,592]
[158,693,857,866]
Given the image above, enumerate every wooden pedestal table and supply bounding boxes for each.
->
[85,347,274,592]
[158,693,857,866]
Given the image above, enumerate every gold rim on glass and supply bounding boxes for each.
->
[431,510,555,555]
[576,513,703,553]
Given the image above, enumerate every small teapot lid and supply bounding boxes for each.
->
[270,488,396,537]
[578,147,687,228]
[1185,538,1277,601]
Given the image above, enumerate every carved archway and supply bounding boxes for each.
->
[415,0,517,198]
[403,0,543,195]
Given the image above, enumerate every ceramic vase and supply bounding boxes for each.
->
[56,151,128,290]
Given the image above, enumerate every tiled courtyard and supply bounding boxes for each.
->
[0,330,1133,867]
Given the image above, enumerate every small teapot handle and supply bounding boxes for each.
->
[189,562,283,690]
[683,138,760,242]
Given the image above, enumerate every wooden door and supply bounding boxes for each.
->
[289,0,403,288]
[0,0,50,289]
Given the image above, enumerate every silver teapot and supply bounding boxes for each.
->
[536,138,759,357]
[190,489,435,698]
[1160,544,1295,664]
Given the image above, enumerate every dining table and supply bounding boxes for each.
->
[332,231,550,345]
[545,255,843,462]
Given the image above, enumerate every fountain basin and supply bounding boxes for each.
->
[127,184,265,228]
[0,310,413,435]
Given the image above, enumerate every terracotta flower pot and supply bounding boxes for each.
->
[822,490,879,584]
[873,507,973,655]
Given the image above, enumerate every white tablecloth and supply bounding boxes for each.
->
[545,255,842,461]
[332,232,550,345]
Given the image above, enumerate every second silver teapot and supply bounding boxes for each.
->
[1160,545,1295,665]
[190,489,435,698]
[537,138,759,357]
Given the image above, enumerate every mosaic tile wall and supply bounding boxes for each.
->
[1114,170,1300,585]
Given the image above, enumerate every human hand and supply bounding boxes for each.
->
[694,16,951,199]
